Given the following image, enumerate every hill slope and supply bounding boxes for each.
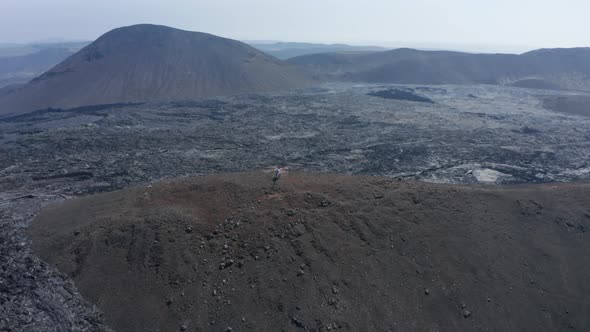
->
[249,42,387,59]
[29,171,590,331]
[289,47,590,91]
[0,25,313,116]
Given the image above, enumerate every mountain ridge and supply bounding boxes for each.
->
[0,24,314,116]
[249,41,388,59]
[289,47,590,91]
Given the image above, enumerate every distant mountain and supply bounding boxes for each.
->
[0,25,313,116]
[288,47,590,91]
[0,47,79,88]
[0,41,88,58]
[249,42,387,59]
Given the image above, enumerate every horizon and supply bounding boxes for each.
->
[0,23,582,56]
[1,1,589,54]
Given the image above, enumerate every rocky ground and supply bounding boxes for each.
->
[28,172,590,331]
[1,83,590,331]
[2,83,590,192]
[0,195,108,331]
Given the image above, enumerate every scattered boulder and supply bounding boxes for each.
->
[462,309,472,318]
[332,285,339,294]
[291,316,305,328]
[293,224,306,237]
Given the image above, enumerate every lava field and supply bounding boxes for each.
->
[2,83,590,331]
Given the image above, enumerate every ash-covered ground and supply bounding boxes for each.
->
[1,83,590,331]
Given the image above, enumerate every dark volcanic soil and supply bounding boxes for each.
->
[29,171,590,331]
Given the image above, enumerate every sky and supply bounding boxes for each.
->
[1,0,589,53]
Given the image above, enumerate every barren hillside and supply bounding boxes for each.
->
[29,171,590,331]
[0,24,313,116]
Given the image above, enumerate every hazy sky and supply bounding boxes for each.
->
[1,0,589,53]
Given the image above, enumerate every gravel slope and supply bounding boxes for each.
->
[29,171,590,331]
